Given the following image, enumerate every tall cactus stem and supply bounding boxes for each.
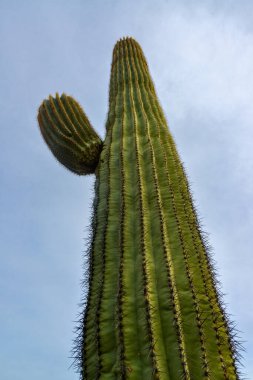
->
[37,36,241,380]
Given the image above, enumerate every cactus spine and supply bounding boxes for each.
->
[38,37,240,379]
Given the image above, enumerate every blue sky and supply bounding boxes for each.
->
[1,0,252,378]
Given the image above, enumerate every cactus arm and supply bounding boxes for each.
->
[37,93,102,175]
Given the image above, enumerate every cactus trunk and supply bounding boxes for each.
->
[38,37,240,379]
[78,38,239,379]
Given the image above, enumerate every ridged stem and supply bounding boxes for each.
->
[38,94,102,175]
[130,40,238,379]
[38,37,240,379]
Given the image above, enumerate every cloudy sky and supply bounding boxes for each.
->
[1,0,252,378]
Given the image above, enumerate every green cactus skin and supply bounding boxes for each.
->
[37,37,240,379]
[38,93,102,174]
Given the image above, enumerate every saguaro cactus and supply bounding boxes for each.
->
[38,37,240,379]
